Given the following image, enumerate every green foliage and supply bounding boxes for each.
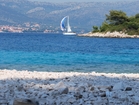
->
[100,22,109,32]
[92,26,99,32]
[106,10,129,25]
[135,13,139,18]
[127,22,139,30]
[92,10,139,35]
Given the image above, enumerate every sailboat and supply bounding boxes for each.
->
[60,16,76,35]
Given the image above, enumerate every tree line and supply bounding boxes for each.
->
[92,10,139,35]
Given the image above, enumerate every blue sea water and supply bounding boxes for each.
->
[0,33,139,73]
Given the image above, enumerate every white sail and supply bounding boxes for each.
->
[67,16,72,32]
[60,16,76,35]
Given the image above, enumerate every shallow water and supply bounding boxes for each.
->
[0,33,139,73]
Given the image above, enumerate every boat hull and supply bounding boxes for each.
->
[63,32,76,35]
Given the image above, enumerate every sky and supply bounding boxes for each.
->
[30,0,133,3]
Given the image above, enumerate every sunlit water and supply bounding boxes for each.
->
[0,33,139,73]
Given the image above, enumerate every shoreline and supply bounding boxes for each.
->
[78,31,139,38]
[1,69,139,104]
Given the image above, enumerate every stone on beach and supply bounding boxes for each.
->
[13,98,38,105]
[53,81,69,94]
[112,82,125,90]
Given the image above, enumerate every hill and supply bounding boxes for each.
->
[0,0,139,33]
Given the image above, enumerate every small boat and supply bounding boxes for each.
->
[60,16,76,35]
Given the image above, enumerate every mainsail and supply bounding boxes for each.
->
[67,16,72,32]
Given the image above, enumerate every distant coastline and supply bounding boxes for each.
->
[78,31,139,38]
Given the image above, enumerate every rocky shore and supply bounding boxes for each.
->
[78,31,139,38]
[1,70,139,105]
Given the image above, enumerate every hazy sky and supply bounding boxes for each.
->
[30,0,133,3]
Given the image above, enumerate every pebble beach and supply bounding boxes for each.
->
[1,70,139,105]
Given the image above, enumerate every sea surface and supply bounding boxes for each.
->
[0,33,139,73]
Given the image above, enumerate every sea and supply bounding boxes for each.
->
[0,33,139,73]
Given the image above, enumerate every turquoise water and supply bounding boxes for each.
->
[0,33,139,73]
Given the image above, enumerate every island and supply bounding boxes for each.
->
[79,10,139,38]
